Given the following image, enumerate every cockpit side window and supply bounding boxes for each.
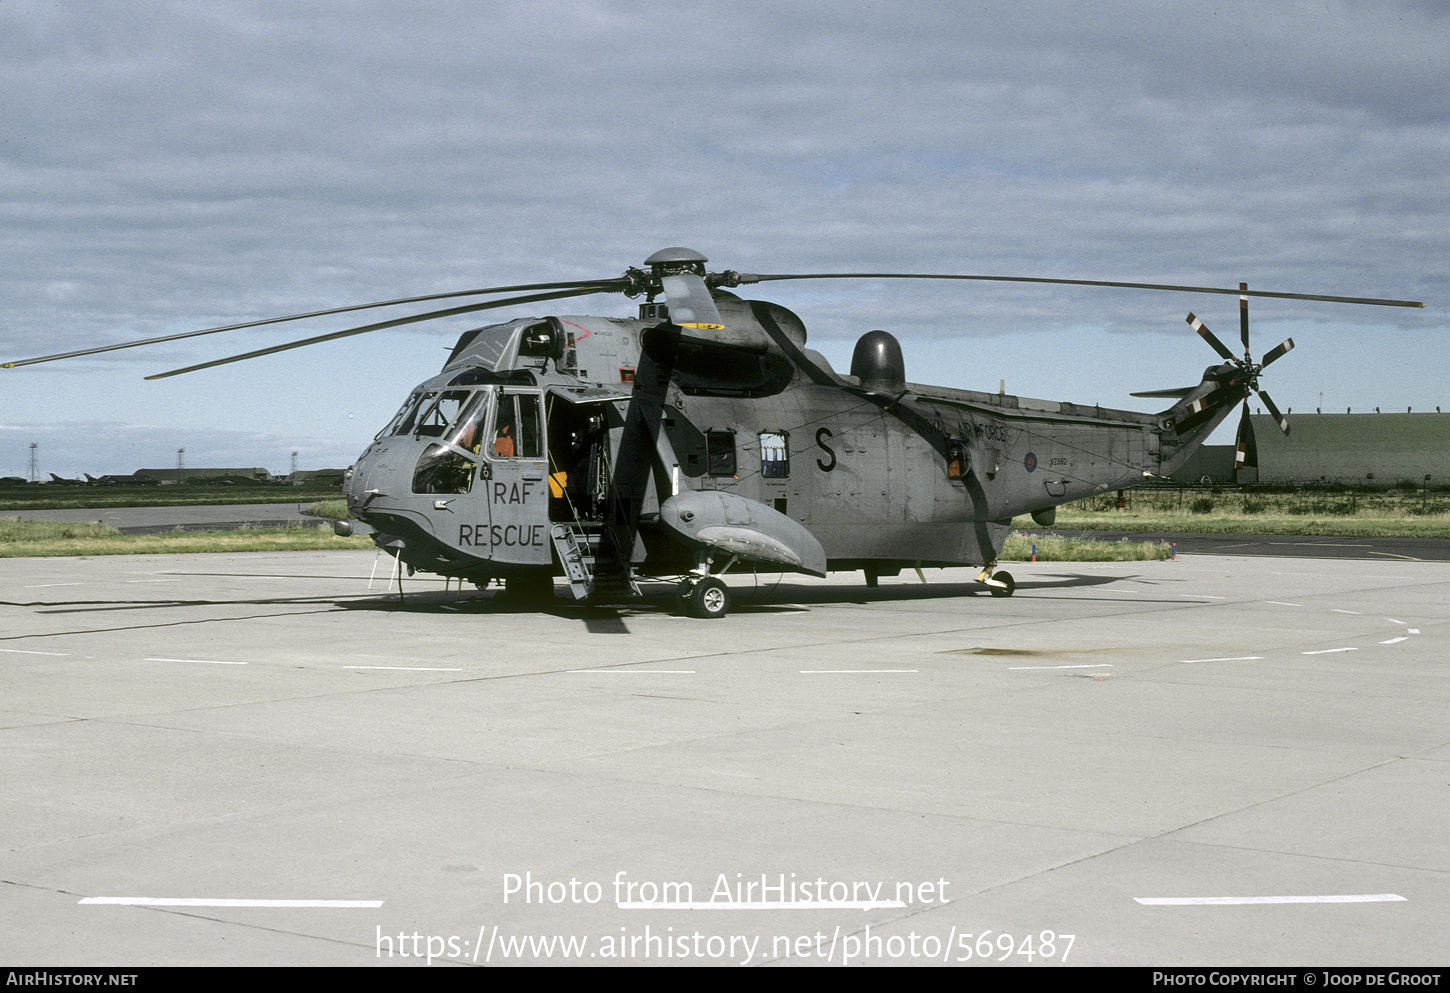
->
[492,392,543,459]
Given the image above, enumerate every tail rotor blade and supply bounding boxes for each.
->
[1261,337,1295,368]
[1234,402,1258,471]
[1239,283,1250,352]
[1257,389,1290,435]
[1187,313,1237,362]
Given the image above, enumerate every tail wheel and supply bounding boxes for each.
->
[687,577,731,618]
[988,571,1015,598]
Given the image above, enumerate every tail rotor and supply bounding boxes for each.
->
[1185,284,1295,481]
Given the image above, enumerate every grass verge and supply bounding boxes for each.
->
[0,484,347,513]
[0,519,373,558]
[1014,486,1450,539]
[1001,532,1172,562]
[305,499,351,519]
[1014,511,1450,539]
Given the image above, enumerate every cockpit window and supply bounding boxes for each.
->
[412,392,489,495]
[379,391,430,439]
[443,391,488,454]
[415,390,473,437]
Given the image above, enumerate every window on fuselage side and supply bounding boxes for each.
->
[706,430,736,477]
[759,431,789,479]
[946,441,969,480]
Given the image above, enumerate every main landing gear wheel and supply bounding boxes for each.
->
[988,571,1015,598]
[678,576,731,618]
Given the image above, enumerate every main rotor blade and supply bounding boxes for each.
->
[143,285,616,380]
[660,272,724,329]
[2,279,626,370]
[1187,313,1237,362]
[739,272,1424,308]
[1256,389,1290,435]
[1260,337,1295,368]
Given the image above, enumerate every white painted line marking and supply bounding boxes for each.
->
[1009,664,1115,670]
[0,648,69,656]
[80,897,382,908]
[24,583,82,588]
[570,669,697,674]
[1302,648,1357,655]
[1182,656,1263,663]
[1380,638,1408,645]
[1266,601,1303,607]
[344,666,464,671]
[1136,894,1404,906]
[126,579,182,584]
[1179,594,1226,599]
[1269,542,1362,547]
[619,900,907,910]
[1408,629,1420,635]
[145,657,247,665]
[1332,609,1362,615]
[1384,618,1407,625]
[800,669,918,674]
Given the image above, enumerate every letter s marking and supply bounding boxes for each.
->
[816,427,836,472]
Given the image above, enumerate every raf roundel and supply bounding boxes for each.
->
[1023,452,1038,473]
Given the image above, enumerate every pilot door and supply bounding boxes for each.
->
[481,389,551,565]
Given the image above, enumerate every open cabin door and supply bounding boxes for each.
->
[545,386,628,526]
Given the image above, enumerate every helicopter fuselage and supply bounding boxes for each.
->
[342,292,1236,593]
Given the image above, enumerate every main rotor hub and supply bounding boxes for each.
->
[644,247,708,277]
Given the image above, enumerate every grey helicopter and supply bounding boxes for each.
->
[5,248,1422,617]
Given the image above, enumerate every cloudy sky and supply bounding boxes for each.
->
[2,0,1444,477]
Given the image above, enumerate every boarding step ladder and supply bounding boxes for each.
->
[549,524,641,602]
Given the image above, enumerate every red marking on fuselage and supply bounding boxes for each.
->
[559,319,592,341]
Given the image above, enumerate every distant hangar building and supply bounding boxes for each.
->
[133,467,274,484]
[1175,411,1449,485]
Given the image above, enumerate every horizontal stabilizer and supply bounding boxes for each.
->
[1130,386,1197,398]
